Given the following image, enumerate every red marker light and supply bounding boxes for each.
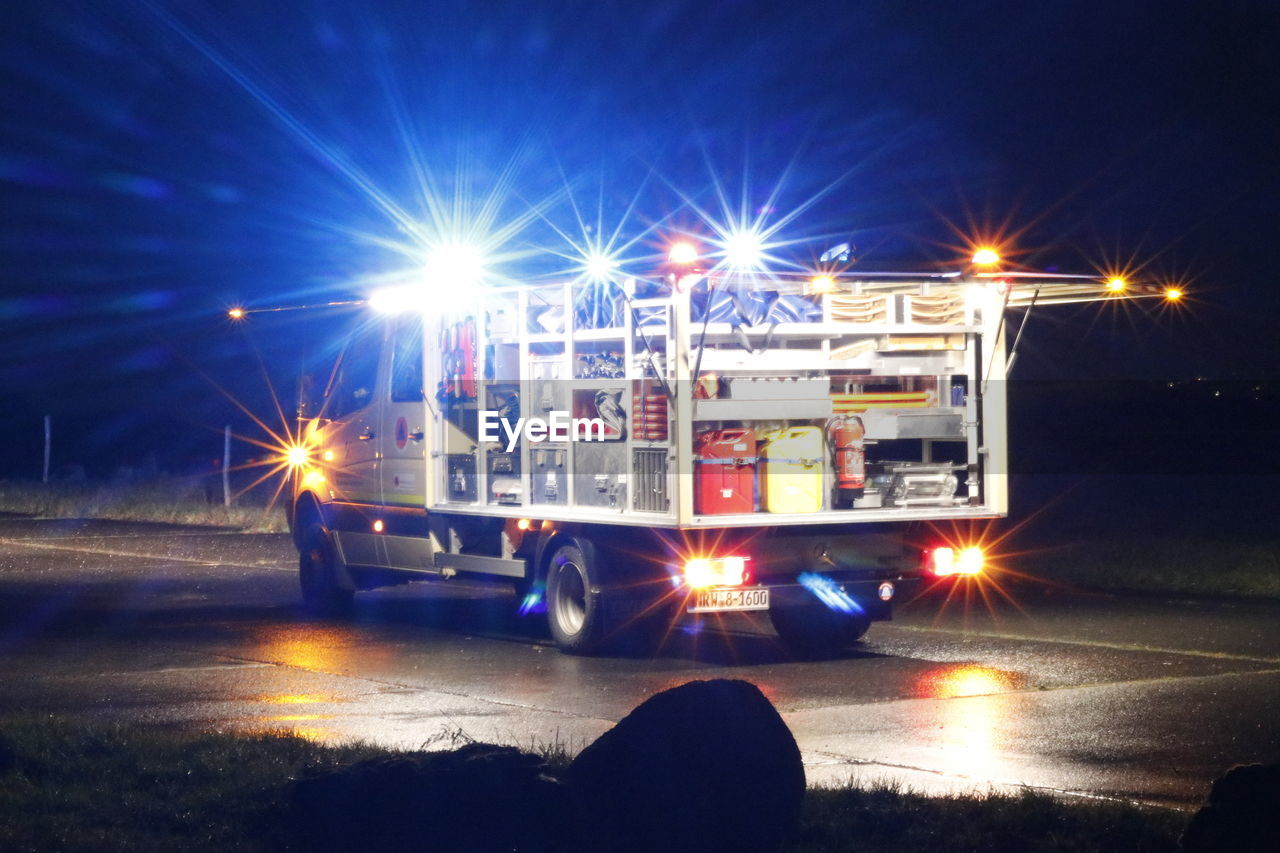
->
[925,546,984,576]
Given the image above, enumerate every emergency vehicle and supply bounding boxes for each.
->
[286,250,1164,654]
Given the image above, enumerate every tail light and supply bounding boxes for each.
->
[924,546,984,577]
[683,556,750,589]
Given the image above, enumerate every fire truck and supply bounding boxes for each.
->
[287,254,1162,654]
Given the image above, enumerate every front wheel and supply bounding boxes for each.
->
[545,541,609,654]
[298,522,354,616]
[770,604,870,658]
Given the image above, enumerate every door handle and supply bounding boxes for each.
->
[358,429,376,441]
[409,428,425,441]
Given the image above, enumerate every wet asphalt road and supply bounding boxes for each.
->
[0,516,1276,809]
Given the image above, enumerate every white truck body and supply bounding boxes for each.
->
[289,271,1151,652]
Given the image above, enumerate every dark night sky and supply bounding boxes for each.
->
[1,0,1277,475]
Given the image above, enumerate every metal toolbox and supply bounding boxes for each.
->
[573,442,628,509]
[531,447,567,505]
[633,448,670,513]
[445,453,477,502]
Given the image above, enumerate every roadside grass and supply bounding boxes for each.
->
[795,783,1183,853]
[1025,536,1280,600]
[0,479,288,533]
[2,478,1277,600]
[0,716,381,852]
[0,716,1187,852]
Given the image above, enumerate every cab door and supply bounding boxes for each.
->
[380,316,429,508]
[320,323,385,507]
[378,316,436,572]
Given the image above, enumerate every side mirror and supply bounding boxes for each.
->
[296,374,317,418]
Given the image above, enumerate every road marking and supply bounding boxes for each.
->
[886,623,1280,665]
[802,751,1192,811]
[143,662,275,674]
[0,537,293,572]
[0,528,259,541]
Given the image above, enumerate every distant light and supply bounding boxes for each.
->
[516,518,532,531]
[809,275,837,293]
[228,307,246,320]
[1106,277,1126,292]
[284,445,309,468]
[971,248,1001,266]
[425,242,487,287]
[584,252,617,280]
[372,519,384,533]
[322,450,334,462]
[668,241,699,265]
[722,229,765,269]
[1165,287,1183,301]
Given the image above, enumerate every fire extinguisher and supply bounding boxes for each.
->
[458,317,476,400]
[440,324,456,400]
[827,414,865,507]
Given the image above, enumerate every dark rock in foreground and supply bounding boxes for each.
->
[292,743,567,853]
[567,678,805,853]
[1182,762,1280,852]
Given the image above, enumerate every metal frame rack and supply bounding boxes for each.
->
[424,272,1149,529]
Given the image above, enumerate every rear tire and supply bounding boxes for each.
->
[545,542,609,654]
[770,604,870,658]
[299,522,354,616]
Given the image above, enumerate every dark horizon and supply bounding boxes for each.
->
[2,0,1277,477]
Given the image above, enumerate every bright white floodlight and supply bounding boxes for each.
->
[584,251,617,280]
[723,229,765,269]
[369,285,423,315]
[425,242,487,287]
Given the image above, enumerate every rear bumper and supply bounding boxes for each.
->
[764,573,921,622]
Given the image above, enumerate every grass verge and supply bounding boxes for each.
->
[1026,536,1280,600]
[3,479,1276,600]
[0,479,288,533]
[0,716,1186,852]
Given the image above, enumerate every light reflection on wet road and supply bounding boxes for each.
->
[0,517,1276,808]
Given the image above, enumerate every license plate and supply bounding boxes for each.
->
[687,587,770,613]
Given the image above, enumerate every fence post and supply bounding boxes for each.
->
[43,416,51,484]
[223,425,232,507]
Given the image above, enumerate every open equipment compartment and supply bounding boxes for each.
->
[291,257,1165,654]
[419,271,1008,527]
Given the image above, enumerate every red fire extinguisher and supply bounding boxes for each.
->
[458,317,477,400]
[827,414,865,507]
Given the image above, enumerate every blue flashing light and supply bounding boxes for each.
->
[797,572,864,614]
[517,586,546,616]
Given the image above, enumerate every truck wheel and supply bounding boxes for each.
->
[299,523,354,616]
[770,604,870,658]
[546,542,609,654]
